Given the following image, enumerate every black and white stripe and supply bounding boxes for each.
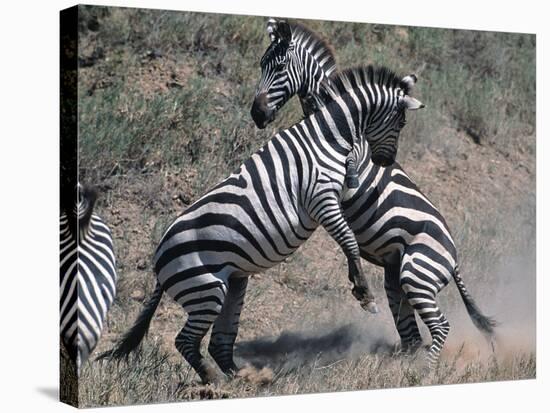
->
[251,19,495,367]
[60,183,117,374]
[102,66,421,383]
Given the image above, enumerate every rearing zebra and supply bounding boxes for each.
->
[251,19,496,366]
[60,183,117,374]
[101,66,423,384]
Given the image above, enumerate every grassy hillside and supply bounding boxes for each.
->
[73,5,535,407]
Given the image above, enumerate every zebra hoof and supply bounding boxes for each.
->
[346,176,360,189]
[364,301,379,314]
[352,287,378,313]
[198,361,221,385]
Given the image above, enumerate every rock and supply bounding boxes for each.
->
[130,289,145,301]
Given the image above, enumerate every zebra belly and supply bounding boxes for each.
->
[154,200,315,304]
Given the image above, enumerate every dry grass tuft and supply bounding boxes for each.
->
[177,384,231,400]
[237,365,275,386]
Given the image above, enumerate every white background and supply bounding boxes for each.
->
[0,0,546,411]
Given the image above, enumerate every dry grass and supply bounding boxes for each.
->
[69,5,536,407]
[78,321,535,406]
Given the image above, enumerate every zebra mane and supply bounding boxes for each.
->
[321,66,412,102]
[78,183,98,230]
[291,22,337,77]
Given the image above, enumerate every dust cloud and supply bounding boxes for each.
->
[235,250,536,372]
[442,249,536,365]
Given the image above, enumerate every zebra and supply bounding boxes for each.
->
[250,19,496,367]
[100,66,424,384]
[60,183,117,374]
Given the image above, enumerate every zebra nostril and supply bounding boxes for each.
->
[251,102,268,129]
[251,94,273,129]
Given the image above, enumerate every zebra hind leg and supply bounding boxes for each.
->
[399,312,423,355]
[422,309,450,368]
[175,281,227,384]
[403,288,450,368]
[208,276,248,377]
[383,266,422,354]
[400,254,451,368]
[396,302,423,355]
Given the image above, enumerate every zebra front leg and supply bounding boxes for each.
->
[349,258,378,313]
[314,200,378,313]
[175,281,226,384]
[208,277,248,377]
[345,152,360,189]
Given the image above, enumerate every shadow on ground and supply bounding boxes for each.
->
[235,323,395,373]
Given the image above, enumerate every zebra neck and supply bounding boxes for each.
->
[325,97,363,150]
[294,45,330,101]
[299,110,356,157]
[291,25,336,85]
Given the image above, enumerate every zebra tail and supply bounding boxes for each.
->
[96,281,163,361]
[452,266,497,336]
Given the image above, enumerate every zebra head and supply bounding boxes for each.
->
[322,68,425,167]
[369,74,424,166]
[251,19,300,128]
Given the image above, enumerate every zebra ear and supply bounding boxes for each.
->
[267,18,291,44]
[276,21,292,44]
[400,74,418,91]
[402,95,425,110]
[267,18,279,42]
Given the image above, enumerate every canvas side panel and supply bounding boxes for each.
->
[60,5,79,408]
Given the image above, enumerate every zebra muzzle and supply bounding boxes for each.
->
[250,93,275,129]
[345,175,360,189]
